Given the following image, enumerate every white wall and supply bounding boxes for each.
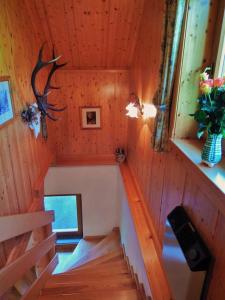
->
[44,165,120,236]
[118,171,152,298]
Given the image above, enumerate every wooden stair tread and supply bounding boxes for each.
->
[42,277,135,293]
[34,230,148,300]
[64,231,121,271]
[70,238,100,259]
[50,266,129,281]
[66,261,128,274]
[45,274,133,287]
[38,289,140,300]
[56,239,100,273]
[71,250,123,270]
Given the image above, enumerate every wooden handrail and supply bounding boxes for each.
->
[120,163,172,300]
[0,233,56,296]
[0,211,54,243]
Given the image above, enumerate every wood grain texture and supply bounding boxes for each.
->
[54,70,129,163]
[120,164,171,300]
[33,0,145,69]
[0,233,56,296]
[21,254,58,300]
[0,0,55,268]
[127,0,225,297]
[171,0,219,139]
[0,211,54,243]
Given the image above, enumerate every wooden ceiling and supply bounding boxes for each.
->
[30,0,145,69]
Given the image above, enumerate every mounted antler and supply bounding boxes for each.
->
[31,43,67,138]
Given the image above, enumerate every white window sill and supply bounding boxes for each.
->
[170,138,225,196]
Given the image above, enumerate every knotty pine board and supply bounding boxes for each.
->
[0,0,55,267]
[54,70,129,163]
[127,0,225,297]
[34,0,145,68]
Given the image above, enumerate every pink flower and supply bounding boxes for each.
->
[199,83,212,94]
[203,79,214,87]
[200,79,213,87]
[214,78,224,87]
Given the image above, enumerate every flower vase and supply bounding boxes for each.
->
[201,134,223,167]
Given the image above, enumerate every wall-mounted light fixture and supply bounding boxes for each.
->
[126,93,157,119]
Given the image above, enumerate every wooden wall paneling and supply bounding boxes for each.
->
[126,0,225,296]
[93,72,111,154]
[208,212,225,299]
[138,124,149,197]
[140,124,155,202]
[6,123,32,213]
[54,70,128,164]
[114,72,129,150]
[0,153,9,268]
[127,0,165,232]
[183,182,218,249]
[170,141,225,216]
[0,130,19,214]
[0,125,28,263]
[159,151,187,243]
[149,152,166,235]
[130,0,165,101]
[0,0,56,272]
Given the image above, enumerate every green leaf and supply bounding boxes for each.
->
[197,129,205,139]
[194,110,207,122]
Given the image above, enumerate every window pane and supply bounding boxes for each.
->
[221,53,225,76]
[44,195,78,232]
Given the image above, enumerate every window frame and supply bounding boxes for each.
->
[214,9,225,78]
[170,2,225,141]
[214,8,225,154]
[44,193,83,239]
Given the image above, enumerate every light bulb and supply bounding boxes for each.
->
[126,103,139,118]
[142,104,157,119]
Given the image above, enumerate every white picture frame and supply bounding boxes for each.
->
[0,77,14,127]
[80,106,101,129]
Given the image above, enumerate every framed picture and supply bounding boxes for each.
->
[80,106,101,129]
[0,77,14,127]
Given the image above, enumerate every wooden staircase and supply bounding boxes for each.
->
[37,230,147,300]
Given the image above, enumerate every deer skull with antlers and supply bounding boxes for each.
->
[30,44,67,139]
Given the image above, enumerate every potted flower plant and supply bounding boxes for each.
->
[190,68,225,167]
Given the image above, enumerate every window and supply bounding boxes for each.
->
[214,10,225,78]
[214,10,225,153]
[171,3,225,141]
[44,194,83,238]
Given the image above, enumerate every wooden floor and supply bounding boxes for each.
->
[37,231,146,300]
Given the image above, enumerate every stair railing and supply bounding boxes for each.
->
[0,210,58,299]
